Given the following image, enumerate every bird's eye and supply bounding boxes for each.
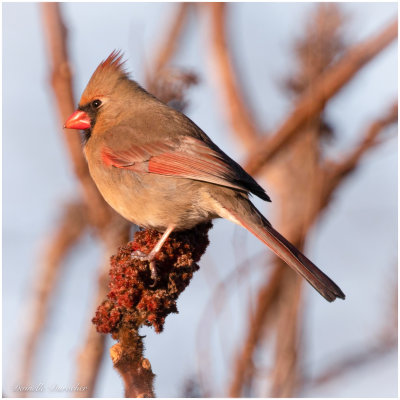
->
[91,99,102,109]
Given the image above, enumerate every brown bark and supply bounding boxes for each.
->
[110,329,155,398]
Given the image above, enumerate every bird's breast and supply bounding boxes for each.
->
[86,149,217,231]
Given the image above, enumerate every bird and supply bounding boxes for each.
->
[64,51,345,302]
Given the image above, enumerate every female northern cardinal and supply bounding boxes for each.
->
[65,51,345,302]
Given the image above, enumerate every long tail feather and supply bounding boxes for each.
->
[222,200,345,302]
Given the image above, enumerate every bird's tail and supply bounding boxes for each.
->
[219,197,345,302]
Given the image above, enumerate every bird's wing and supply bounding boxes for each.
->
[101,135,269,199]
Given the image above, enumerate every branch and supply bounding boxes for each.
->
[228,265,284,397]
[307,337,396,390]
[41,2,114,229]
[145,3,198,112]
[110,328,155,398]
[196,252,265,396]
[269,267,303,397]
[303,273,397,391]
[208,3,260,151]
[244,19,397,175]
[19,202,87,392]
[322,102,398,201]
[73,259,109,398]
[149,3,190,76]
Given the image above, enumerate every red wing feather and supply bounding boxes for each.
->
[101,137,246,192]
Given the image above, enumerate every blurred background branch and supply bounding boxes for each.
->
[18,3,130,397]
[208,3,261,151]
[243,18,397,175]
[19,201,87,395]
[202,3,397,397]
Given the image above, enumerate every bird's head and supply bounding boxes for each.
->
[64,50,136,140]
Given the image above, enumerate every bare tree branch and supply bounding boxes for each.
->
[303,273,397,391]
[322,102,398,202]
[244,19,397,175]
[208,3,260,151]
[269,269,303,397]
[19,202,87,393]
[195,252,265,396]
[73,259,109,397]
[145,3,198,112]
[149,3,190,77]
[41,2,115,230]
[307,337,396,390]
[228,265,284,397]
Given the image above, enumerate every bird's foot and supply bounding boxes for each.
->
[131,250,150,261]
[131,251,158,283]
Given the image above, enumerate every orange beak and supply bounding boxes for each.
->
[64,110,91,130]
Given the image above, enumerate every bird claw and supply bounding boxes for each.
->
[131,251,158,284]
[131,250,150,262]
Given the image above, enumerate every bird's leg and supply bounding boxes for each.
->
[131,225,175,281]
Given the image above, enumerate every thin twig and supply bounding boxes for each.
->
[146,2,191,100]
[208,3,260,151]
[303,273,397,391]
[244,19,397,175]
[307,337,396,389]
[269,267,303,397]
[322,102,398,204]
[73,258,109,398]
[228,265,284,397]
[196,252,264,396]
[150,3,190,76]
